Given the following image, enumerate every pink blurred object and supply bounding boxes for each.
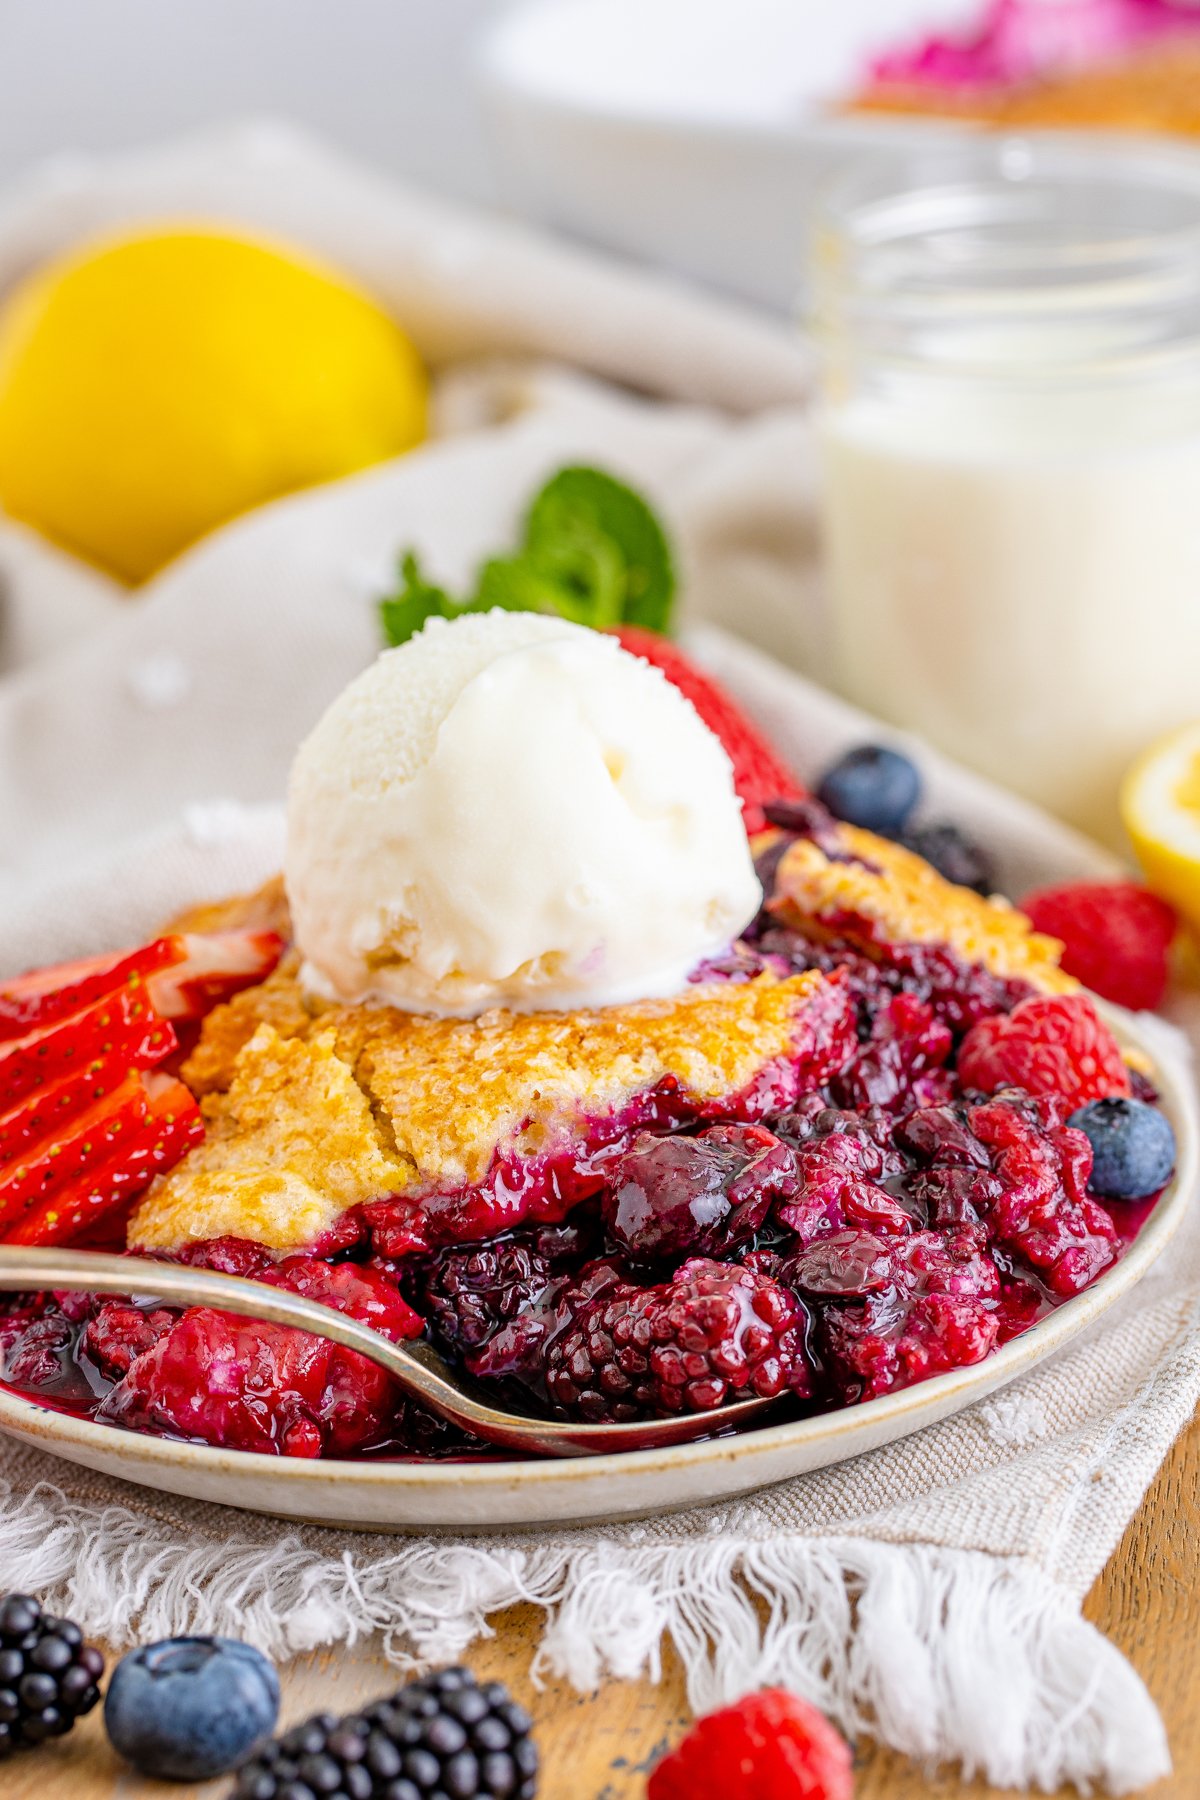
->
[868,0,1200,93]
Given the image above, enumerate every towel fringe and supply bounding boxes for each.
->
[0,1478,1168,1795]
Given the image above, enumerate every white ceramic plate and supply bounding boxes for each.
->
[478,0,1200,311]
[0,1005,1193,1531]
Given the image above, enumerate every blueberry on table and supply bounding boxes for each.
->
[1069,1096,1177,1200]
[103,1636,279,1780]
[0,1593,104,1759]
[817,744,921,834]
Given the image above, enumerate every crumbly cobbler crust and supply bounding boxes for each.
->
[133,967,840,1253]
[136,835,1079,1257]
[764,826,1075,994]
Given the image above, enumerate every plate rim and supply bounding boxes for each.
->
[0,1001,1195,1509]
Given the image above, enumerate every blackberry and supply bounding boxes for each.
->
[896,821,996,897]
[414,1239,556,1355]
[0,1592,105,1758]
[230,1666,538,1800]
[539,1257,812,1422]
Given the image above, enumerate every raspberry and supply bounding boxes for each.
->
[602,1123,797,1259]
[798,1226,1002,1401]
[958,994,1131,1110]
[967,1095,1118,1295]
[98,1258,423,1457]
[83,1301,175,1378]
[168,1236,276,1279]
[648,1689,853,1800]
[535,1258,811,1422]
[1023,880,1176,1012]
[775,1114,914,1243]
[0,1309,92,1402]
[830,992,954,1114]
[611,626,805,833]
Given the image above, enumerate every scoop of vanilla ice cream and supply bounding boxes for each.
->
[285,609,762,1016]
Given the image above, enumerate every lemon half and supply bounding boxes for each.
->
[0,228,427,584]
[1121,720,1200,938]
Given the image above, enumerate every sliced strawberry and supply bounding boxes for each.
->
[148,930,284,1021]
[5,1075,203,1247]
[0,1071,153,1234]
[0,926,283,1050]
[610,625,805,834]
[0,988,177,1114]
[0,937,184,1044]
[0,1048,151,1168]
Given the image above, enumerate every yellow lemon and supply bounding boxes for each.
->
[0,228,427,584]
[1120,720,1200,939]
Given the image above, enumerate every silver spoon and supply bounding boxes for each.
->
[0,1246,780,1458]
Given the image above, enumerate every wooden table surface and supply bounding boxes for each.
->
[8,1404,1196,1800]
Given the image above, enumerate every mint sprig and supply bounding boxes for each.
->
[378,465,675,648]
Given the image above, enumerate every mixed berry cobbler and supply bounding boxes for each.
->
[0,626,1177,1462]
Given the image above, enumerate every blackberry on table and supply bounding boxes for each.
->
[0,1592,104,1758]
[230,1665,538,1800]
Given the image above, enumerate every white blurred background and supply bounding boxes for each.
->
[0,0,511,203]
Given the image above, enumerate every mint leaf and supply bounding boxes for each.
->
[524,467,674,633]
[379,552,459,647]
[378,466,676,647]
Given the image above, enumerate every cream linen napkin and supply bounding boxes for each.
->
[0,127,1198,1797]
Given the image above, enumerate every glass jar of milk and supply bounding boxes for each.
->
[813,140,1200,850]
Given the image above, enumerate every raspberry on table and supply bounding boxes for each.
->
[1022,879,1176,1013]
[958,993,1131,1111]
[648,1688,853,1800]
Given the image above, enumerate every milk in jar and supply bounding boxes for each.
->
[814,142,1200,849]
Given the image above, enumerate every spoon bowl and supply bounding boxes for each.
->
[0,1247,781,1457]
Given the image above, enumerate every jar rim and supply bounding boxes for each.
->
[812,136,1200,382]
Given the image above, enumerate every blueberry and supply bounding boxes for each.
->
[104,1636,279,1780]
[817,744,921,834]
[1069,1097,1177,1200]
[899,821,997,896]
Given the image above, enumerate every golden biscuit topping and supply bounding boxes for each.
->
[765,824,1075,993]
[135,966,850,1255]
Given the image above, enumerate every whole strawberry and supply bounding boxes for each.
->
[1022,880,1176,1013]
[958,994,1131,1111]
[611,626,804,834]
[649,1689,853,1800]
